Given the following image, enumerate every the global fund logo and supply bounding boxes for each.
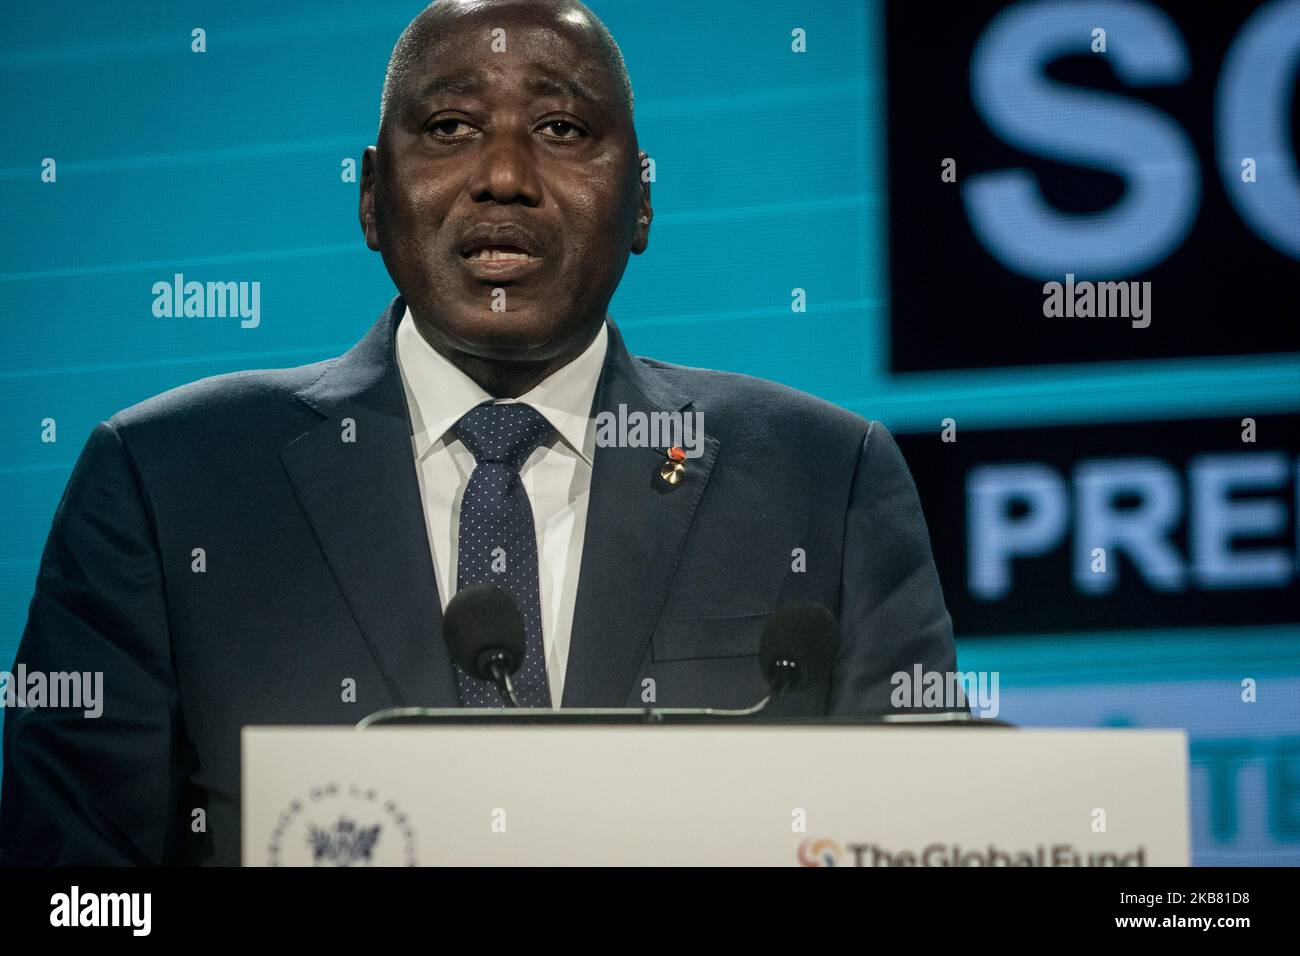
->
[797,840,1148,867]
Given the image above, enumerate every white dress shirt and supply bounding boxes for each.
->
[395,306,608,708]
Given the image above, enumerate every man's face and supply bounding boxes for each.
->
[361,5,650,364]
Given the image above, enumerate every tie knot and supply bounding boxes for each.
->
[453,402,553,469]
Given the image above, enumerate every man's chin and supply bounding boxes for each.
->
[417,307,579,364]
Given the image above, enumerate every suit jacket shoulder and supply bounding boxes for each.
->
[633,356,873,461]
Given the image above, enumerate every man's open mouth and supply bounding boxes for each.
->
[456,223,547,281]
[458,241,546,281]
[463,245,536,261]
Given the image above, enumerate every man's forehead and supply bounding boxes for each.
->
[380,0,634,129]
[415,67,603,105]
[404,20,620,103]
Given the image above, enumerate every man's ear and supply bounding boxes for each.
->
[360,146,380,251]
[632,149,653,255]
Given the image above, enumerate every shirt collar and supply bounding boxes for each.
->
[395,305,608,466]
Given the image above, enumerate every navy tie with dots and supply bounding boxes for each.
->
[452,402,554,707]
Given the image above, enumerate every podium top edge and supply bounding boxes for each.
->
[243,709,1013,731]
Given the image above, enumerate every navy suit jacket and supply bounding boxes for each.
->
[1,296,956,865]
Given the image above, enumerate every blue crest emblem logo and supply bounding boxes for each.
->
[268,783,417,866]
[307,816,383,866]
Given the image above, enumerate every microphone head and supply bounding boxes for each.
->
[759,602,838,692]
[443,584,527,680]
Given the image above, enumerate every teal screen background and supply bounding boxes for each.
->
[2,0,1297,864]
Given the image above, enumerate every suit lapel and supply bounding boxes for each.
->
[561,321,720,706]
[279,297,459,708]
[278,301,717,710]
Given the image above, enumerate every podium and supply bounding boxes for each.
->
[242,716,1188,866]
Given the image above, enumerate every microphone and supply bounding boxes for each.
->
[442,584,527,707]
[357,598,842,727]
[754,601,838,709]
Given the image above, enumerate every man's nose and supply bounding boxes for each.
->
[467,129,543,206]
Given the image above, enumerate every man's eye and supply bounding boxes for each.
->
[428,119,474,138]
[538,120,585,141]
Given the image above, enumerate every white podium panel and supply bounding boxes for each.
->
[242,726,1188,866]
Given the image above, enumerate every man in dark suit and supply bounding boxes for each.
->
[0,0,956,865]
